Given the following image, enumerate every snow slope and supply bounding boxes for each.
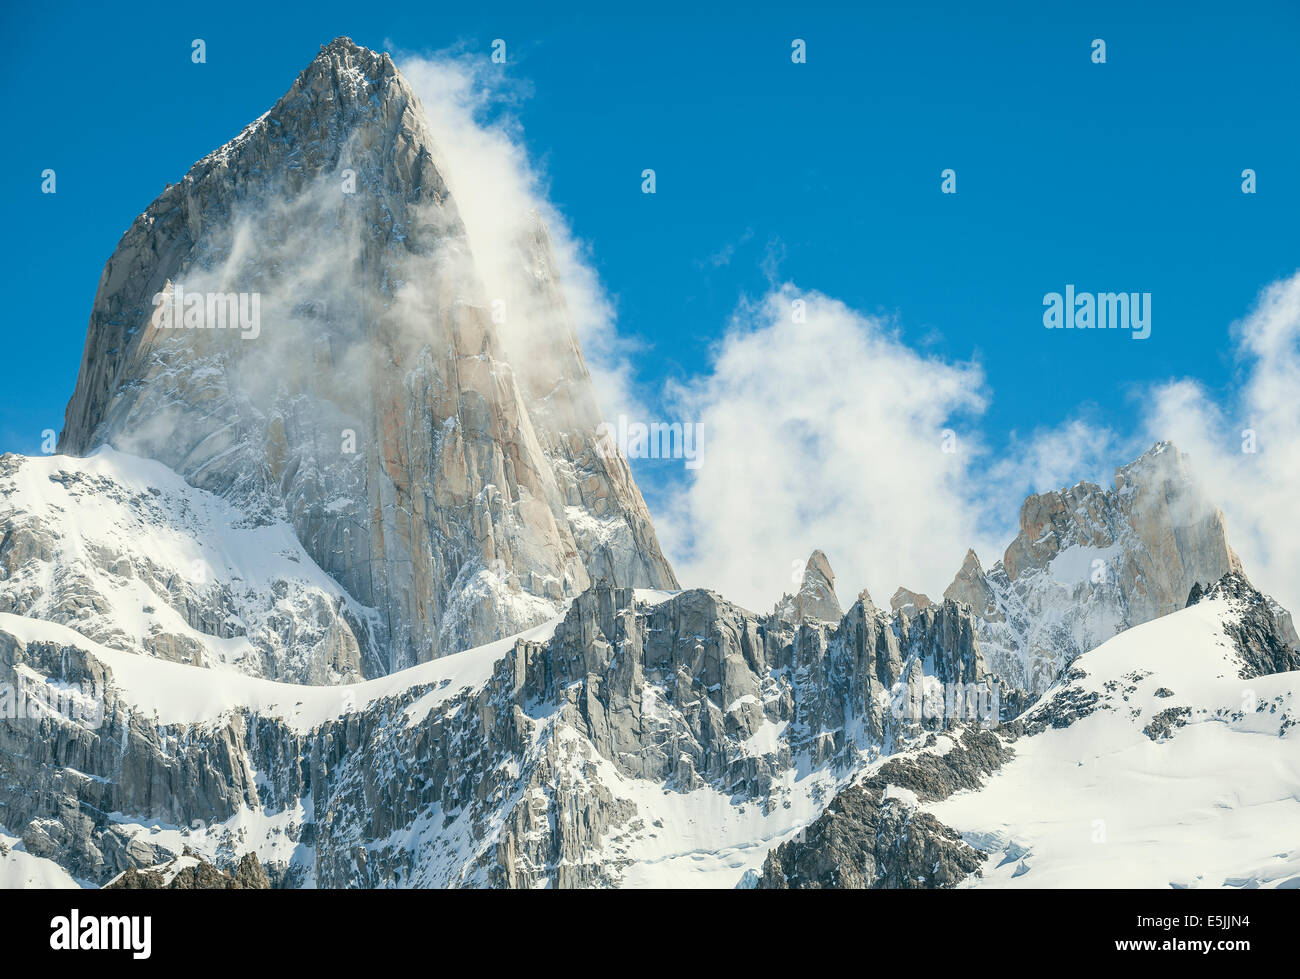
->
[929,597,1300,888]
[0,828,83,889]
[0,609,564,736]
[0,448,382,683]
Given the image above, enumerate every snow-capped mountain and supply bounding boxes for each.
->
[759,573,1300,889]
[57,38,675,676]
[938,442,1246,695]
[4,524,1294,888]
[2,37,1297,891]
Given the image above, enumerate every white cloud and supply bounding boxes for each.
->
[396,50,644,421]
[654,271,1300,619]
[656,285,991,612]
[1146,270,1300,614]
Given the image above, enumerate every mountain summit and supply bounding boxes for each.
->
[944,441,1242,692]
[2,37,1295,893]
[57,38,676,674]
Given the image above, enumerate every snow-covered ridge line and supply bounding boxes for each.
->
[0,447,383,684]
[0,610,563,735]
[928,595,1300,888]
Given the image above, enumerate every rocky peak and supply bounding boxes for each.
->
[942,443,1245,694]
[890,587,933,619]
[54,40,676,675]
[942,549,1002,622]
[775,549,843,624]
[1001,442,1240,608]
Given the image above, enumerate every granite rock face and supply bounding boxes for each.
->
[944,442,1243,694]
[774,550,843,624]
[889,587,933,619]
[56,38,676,673]
[0,557,993,888]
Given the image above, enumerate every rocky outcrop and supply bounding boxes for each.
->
[0,570,993,888]
[774,550,843,624]
[56,38,676,673]
[755,728,1009,888]
[755,785,985,888]
[889,587,933,619]
[943,443,1242,694]
[1186,572,1300,678]
[106,852,270,889]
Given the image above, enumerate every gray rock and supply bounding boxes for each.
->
[774,550,843,624]
[56,37,676,673]
[1185,571,1300,678]
[0,578,991,887]
[943,442,1243,693]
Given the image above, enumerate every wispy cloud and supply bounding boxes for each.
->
[396,48,645,422]
[1145,270,1300,614]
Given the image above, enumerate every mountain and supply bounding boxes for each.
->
[0,551,998,887]
[56,38,675,675]
[2,36,1296,891]
[0,448,379,683]
[942,442,1243,695]
[757,572,1300,889]
[6,529,1294,888]
[3,449,1296,887]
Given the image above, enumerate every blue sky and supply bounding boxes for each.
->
[3,0,1298,602]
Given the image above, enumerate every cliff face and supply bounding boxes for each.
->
[57,38,676,673]
[13,35,1296,893]
[944,442,1243,694]
[0,561,992,888]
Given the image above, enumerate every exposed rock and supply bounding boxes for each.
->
[1185,571,1300,678]
[889,586,933,619]
[107,852,270,889]
[1142,706,1192,742]
[755,785,985,888]
[943,550,1002,622]
[943,443,1242,693]
[756,727,1009,889]
[0,577,992,888]
[860,727,1013,802]
[774,550,843,624]
[56,37,676,673]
